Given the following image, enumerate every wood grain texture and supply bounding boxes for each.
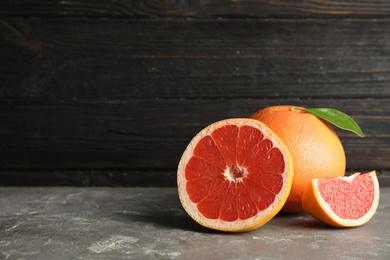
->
[0,169,176,186]
[1,18,390,99]
[2,169,390,187]
[0,17,389,185]
[2,0,390,18]
[1,98,389,170]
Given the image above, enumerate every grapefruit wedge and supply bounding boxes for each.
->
[177,118,293,232]
[302,171,380,227]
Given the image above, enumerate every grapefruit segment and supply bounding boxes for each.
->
[236,182,258,219]
[193,136,226,169]
[302,171,380,227]
[236,125,265,166]
[177,118,294,232]
[219,183,238,221]
[211,125,239,169]
[197,180,230,220]
[242,178,276,211]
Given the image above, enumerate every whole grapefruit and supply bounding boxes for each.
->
[251,105,346,213]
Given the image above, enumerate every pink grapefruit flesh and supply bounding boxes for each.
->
[177,118,293,232]
[302,171,380,227]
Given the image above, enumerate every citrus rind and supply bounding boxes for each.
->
[302,171,380,227]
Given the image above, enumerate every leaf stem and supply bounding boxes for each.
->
[290,107,304,112]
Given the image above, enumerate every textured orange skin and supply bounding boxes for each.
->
[251,105,346,213]
[302,178,346,227]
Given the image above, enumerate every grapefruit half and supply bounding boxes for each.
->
[302,171,380,227]
[177,118,293,232]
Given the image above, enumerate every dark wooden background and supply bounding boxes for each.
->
[1,0,389,186]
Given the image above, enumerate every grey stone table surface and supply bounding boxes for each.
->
[0,187,389,260]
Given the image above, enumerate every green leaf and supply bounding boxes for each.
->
[301,107,364,137]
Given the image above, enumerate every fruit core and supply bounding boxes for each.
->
[224,165,247,182]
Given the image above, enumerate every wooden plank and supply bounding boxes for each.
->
[1,18,390,99]
[1,98,389,170]
[0,169,176,187]
[1,0,390,18]
[0,18,389,185]
[0,169,389,187]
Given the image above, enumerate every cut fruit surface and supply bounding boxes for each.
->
[177,118,293,232]
[302,171,380,227]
